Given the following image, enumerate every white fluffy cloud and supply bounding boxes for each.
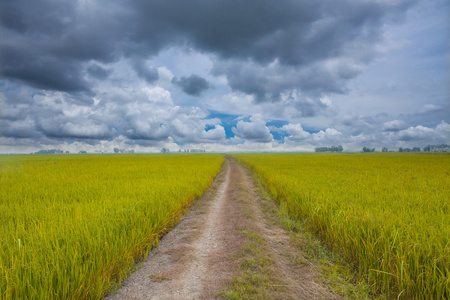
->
[232,116,273,143]
[281,124,345,147]
[0,78,228,153]
[281,123,310,142]
[396,122,449,142]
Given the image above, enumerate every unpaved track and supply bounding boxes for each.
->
[106,157,340,299]
[236,159,341,300]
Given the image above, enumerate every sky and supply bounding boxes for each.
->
[0,0,449,153]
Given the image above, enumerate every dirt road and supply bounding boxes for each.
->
[106,157,340,299]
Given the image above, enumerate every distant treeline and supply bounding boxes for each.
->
[363,147,376,152]
[161,148,206,153]
[31,143,450,155]
[34,149,68,154]
[314,145,343,152]
[34,149,87,154]
[315,144,450,153]
[113,148,135,154]
[384,144,449,152]
[423,144,449,152]
[33,149,135,154]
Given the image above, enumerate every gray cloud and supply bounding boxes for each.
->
[4,0,447,154]
[0,81,227,148]
[1,0,415,97]
[171,74,211,96]
[0,119,39,139]
[87,63,112,80]
[132,0,413,64]
[212,59,359,102]
[0,0,124,93]
[133,60,160,83]
[416,104,444,115]
[383,120,408,132]
[132,0,414,100]
[1,47,93,93]
[338,114,389,135]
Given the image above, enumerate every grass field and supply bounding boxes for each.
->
[0,154,224,299]
[233,153,449,299]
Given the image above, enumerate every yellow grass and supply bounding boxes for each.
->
[233,153,449,299]
[0,154,224,299]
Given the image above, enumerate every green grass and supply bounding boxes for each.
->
[0,154,224,299]
[220,189,285,300]
[233,153,450,299]
[256,172,372,299]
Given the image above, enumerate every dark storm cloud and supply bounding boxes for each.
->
[1,0,415,97]
[87,64,112,80]
[1,46,92,92]
[133,59,160,83]
[171,74,211,96]
[211,60,356,102]
[131,0,411,65]
[131,0,415,100]
[1,0,424,150]
[0,0,125,93]
[0,119,39,138]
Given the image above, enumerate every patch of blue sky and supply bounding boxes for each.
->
[205,124,216,131]
[206,111,241,139]
[266,119,288,128]
[266,119,289,141]
[301,126,322,134]
[1,80,20,92]
[270,131,287,142]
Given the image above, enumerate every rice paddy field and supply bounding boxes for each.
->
[233,153,449,299]
[0,154,224,299]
